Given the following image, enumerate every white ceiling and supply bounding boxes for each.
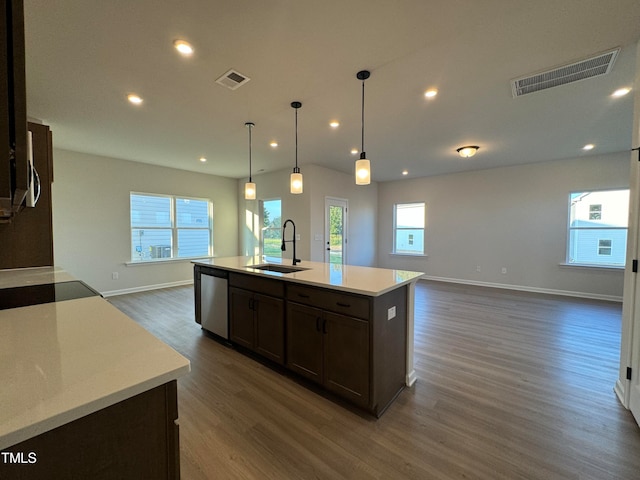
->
[23,0,640,182]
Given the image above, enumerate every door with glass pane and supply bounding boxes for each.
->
[325,197,348,264]
[262,199,282,262]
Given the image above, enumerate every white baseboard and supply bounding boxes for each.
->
[101,279,194,297]
[406,369,417,387]
[615,379,629,409]
[420,275,623,303]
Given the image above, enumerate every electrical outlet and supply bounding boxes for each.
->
[387,306,396,320]
[112,272,119,280]
[295,233,301,241]
[501,267,507,274]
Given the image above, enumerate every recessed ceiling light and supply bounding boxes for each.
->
[612,87,631,98]
[173,39,194,57]
[350,148,359,155]
[329,121,340,128]
[583,144,595,150]
[127,93,143,105]
[270,141,278,147]
[424,89,438,98]
[199,157,207,163]
[402,170,408,176]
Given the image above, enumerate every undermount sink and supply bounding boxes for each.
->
[250,264,309,274]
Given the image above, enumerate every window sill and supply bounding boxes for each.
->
[559,262,624,271]
[389,252,428,258]
[126,256,213,267]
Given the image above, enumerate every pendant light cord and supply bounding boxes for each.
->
[361,78,365,154]
[248,123,253,182]
[295,107,299,169]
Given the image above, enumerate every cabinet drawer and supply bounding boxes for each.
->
[286,284,370,320]
[229,272,284,297]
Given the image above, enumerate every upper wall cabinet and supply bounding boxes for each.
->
[0,0,27,222]
[0,122,54,269]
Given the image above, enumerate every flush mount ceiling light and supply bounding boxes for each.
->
[173,39,194,57]
[270,141,278,148]
[583,144,595,150]
[456,146,479,158]
[199,157,207,163]
[355,70,372,185]
[127,93,143,105]
[244,122,256,200]
[424,89,438,98]
[290,101,303,194]
[329,121,340,128]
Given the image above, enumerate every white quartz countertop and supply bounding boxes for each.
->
[193,256,424,296]
[0,266,75,289]
[0,274,190,450]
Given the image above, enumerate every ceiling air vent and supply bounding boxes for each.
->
[215,69,250,90]
[510,48,619,98]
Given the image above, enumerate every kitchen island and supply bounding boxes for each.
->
[0,267,190,479]
[194,256,423,416]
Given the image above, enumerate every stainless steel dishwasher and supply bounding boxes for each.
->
[200,269,229,339]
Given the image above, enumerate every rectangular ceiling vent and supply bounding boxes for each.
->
[215,69,250,90]
[511,48,620,98]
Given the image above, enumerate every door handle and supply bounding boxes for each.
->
[322,318,327,334]
[336,302,350,308]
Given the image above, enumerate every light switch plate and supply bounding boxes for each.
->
[387,306,396,320]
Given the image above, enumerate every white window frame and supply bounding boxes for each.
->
[130,192,213,263]
[392,202,426,256]
[565,188,628,268]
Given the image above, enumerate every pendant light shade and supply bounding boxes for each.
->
[244,122,256,200]
[355,156,371,185]
[355,70,371,185]
[290,101,303,194]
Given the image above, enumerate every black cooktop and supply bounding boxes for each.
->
[0,280,101,310]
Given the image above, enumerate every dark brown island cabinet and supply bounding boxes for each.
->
[195,264,410,417]
[0,382,181,480]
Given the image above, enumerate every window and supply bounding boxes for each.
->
[130,193,212,262]
[598,239,612,256]
[262,199,282,262]
[393,202,425,255]
[567,189,628,267]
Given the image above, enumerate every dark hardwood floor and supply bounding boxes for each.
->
[107,280,640,479]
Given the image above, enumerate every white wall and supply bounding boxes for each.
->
[238,164,378,267]
[377,152,629,300]
[52,149,238,294]
[306,165,377,266]
[617,37,640,409]
[237,168,311,261]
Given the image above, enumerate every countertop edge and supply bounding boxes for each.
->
[193,259,424,297]
[0,364,190,451]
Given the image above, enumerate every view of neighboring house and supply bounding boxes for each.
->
[568,189,629,266]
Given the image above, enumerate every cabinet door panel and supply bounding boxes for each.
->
[255,293,284,364]
[286,302,323,383]
[324,312,370,407]
[229,287,254,349]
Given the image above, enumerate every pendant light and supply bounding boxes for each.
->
[244,122,256,200]
[355,70,371,185]
[290,101,303,194]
